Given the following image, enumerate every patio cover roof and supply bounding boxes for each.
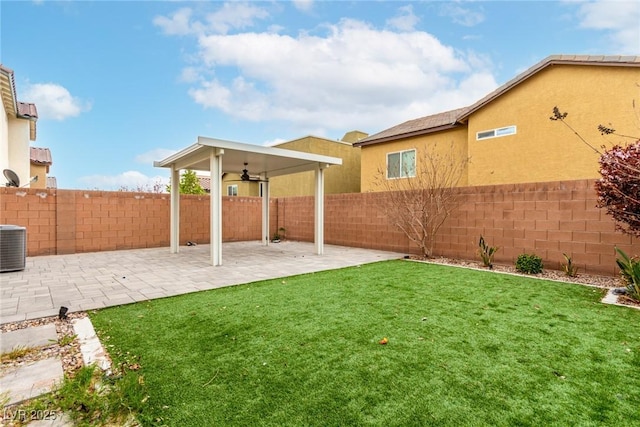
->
[154,136,342,266]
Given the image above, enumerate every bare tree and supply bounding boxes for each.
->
[373,141,469,258]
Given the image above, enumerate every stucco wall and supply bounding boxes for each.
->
[29,163,48,189]
[0,102,8,175]
[467,65,639,185]
[360,126,469,192]
[361,65,640,191]
[269,137,361,197]
[7,118,30,187]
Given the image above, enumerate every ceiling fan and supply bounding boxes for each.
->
[226,163,268,183]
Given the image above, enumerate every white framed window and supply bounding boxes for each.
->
[227,184,238,196]
[476,125,517,140]
[387,149,416,179]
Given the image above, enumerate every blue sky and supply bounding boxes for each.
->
[2,0,638,190]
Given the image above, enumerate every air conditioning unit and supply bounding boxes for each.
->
[0,225,26,272]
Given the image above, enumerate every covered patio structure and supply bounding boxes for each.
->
[154,136,342,266]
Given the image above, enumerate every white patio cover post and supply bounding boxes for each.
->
[314,165,325,255]
[170,166,180,254]
[210,149,223,266]
[155,137,342,263]
[261,177,270,246]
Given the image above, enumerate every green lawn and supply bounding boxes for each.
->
[90,260,640,426]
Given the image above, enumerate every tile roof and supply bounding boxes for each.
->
[198,176,211,191]
[30,147,52,165]
[17,102,38,119]
[355,55,640,147]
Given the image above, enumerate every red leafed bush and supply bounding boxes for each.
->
[595,140,640,236]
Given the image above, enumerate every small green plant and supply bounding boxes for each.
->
[477,235,499,269]
[515,253,543,274]
[614,247,640,301]
[1,345,34,362]
[561,253,579,277]
[58,334,77,347]
[272,227,287,242]
[55,364,147,425]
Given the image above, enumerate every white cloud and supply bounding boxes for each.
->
[576,0,640,54]
[205,2,269,34]
[153,3,269,36]
[192,18,495,131]
[78,171,169,192]
[156,6,499,134]
[292,0,314,13]
[135,148,177,165]
[153,8,198,36]
[179,67,201,83]
[22,83,91,120]
[386,5,419,32]
[439,3,485,27]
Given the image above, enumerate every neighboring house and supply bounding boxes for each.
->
[1,64,39,188]
[268,131,366,197]
[30,146,52,189]
[198,172,261,197]
[355,55,640,191]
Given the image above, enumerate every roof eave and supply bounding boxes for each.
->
[457,55,640,122]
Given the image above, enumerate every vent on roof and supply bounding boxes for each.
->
[0,225,26,272]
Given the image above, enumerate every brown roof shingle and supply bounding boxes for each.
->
[354,107,468,146]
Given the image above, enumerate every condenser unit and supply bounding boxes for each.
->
[0,225,26,272]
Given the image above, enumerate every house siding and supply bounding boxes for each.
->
[360,126,469,192]
[269,136,361,196]
[467,65,639,186]
[359,62,640,191]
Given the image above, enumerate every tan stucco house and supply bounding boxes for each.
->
[355,55,640,191]
[268,131,366,197]
[1,64,39,188]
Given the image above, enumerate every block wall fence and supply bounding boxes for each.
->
[2,179,639,276]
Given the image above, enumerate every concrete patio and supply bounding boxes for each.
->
[0,241,404,324]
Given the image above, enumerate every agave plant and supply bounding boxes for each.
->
[615,247,640,301]
[478,236,499,269]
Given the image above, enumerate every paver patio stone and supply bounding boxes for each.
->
[1,241,403,324]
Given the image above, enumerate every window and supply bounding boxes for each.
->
[227,184,238,196]
[387,149,416,179]
[476,125,517,140]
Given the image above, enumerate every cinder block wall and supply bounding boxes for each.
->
[433,180,638,276]
[2,179,640,276]
[0,189,262,256]
[276,180,640,276]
